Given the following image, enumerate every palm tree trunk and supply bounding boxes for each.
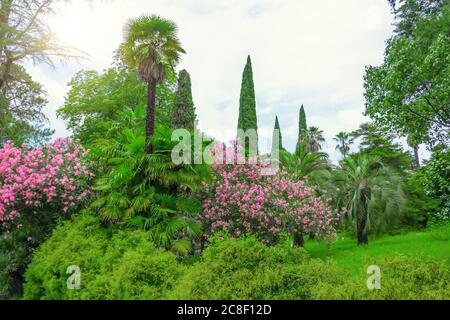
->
[145,81,157,154]
[357,196,368,245]
[293,232,305,247]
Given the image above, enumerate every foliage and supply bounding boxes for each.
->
[0,138,93,228]
[271,116,283,154]
[23,212,184,300]
[121,14,185,153]
[279,143,331,188]
[169,236,313,300]
[295,105,308,154]
[429,222,450,241]
[335,154,405,244]
[352,122,412,172]
[57,62,176,146]
[305,126,325,153]
[403,169,440,227]
[0,138,93,298]
[23,225,450,300]
[310,254,450,300]
[170,69,196,130]
[0,0,80,145]
[421,145,450,222]
[334,131,353,158]
[90,108,209,254]
[0,65,53,145]
[364,1,449,145]
[237,55,258,156]
[121,15,184,84]
[201,143,343,245]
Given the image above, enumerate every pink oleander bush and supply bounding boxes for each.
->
[200,142,345,244]
[0,138,95,298]
[0,138,94,229]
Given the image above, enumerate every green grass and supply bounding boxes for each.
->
[304,228,450,276]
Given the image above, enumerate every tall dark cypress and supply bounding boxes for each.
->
[237,55,258,155]
[271,116,283,154]
[170,69,196,130]
[296,105,308,153]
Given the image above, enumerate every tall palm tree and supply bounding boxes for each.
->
[305,126,325,152]
[91,106,210,255]
[122,15,185,153]
[334,131,353,158]
[335,154,404,246]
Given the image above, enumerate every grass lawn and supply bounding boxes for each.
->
[304,228,450,276]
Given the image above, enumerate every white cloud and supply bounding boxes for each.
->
[27,0,396,162]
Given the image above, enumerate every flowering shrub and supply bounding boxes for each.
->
[0,138,94,229]
[200,142,344,244]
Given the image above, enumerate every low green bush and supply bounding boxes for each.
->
[22,212,184,300]
[311,255,450,300]
[23,220,450,300]
[428,223,450,242]
[168,236,346,300]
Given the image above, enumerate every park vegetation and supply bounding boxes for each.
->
[0,0,449,300]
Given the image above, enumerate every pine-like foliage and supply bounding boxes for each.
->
[170,69,196,130]
[296,105,308,154]
[90,106,210,255]
[271,116,283,154]
[237,55,258,155]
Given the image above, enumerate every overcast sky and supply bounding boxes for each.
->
[26,0,409,162]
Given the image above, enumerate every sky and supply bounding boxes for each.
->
[25,0,420,162]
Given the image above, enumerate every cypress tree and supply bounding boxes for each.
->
[296,105,308,153]
[171,69,196,130]
[237,55,258,155]
[271,116,283,154]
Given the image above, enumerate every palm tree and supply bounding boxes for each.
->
[91,106,210,255]
[122,15,185,153]
[334,131,353,158]
[335,154,404,246]
[280,142,330,182]
[305,126,326,152]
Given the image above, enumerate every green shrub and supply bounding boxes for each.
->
[169,236,450,300]
[168,236,344,300]
[23,221,450,300]
[310,255,450,300]
[429,223,450,242]
[23,212,184,300]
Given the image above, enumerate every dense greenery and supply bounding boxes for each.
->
[296,105,308,154]
[0,0,449,301]
[170,69,196,130]
[0,0,69,145]
[364,0,449,146]
[23,213,184,300]
[23,224,450,300]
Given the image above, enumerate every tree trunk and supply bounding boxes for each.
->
[357,196,368,246]
[145,81,157,154]
[412,144,420,169]
[293,232,305,247]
